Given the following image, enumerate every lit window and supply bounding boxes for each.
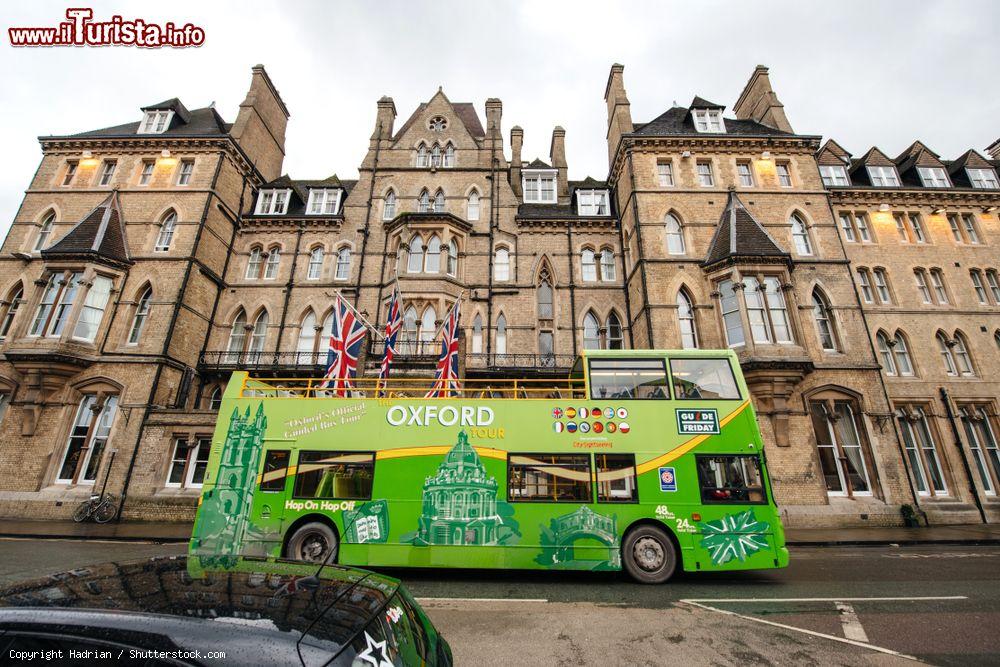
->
[693,109,725,133]
[523,171,557,203]
[255,189,290,215]
[383,191,396,220]
[819,165,849,187]
[697,162,714,187]
[737,162,754,187]
[34,211,56,252]
[967,168,999,189]
[128,287,152,345]
[307,188,341,215]
[657,161,674,186]
[166,437,211,489]
[493,247,510,281]
[790,213,812,255]
[57,395,118,484]
[577,189,609,216]
[918,167,950,188]
[98,160,117,187]
[138,110,173,134]
[176,160,194,186]
[776,163,792,187]
[307,247,323,280]
[139,161,155,186]
[867,165,900,187]
[335,247,351,280]
[154,210,177,252]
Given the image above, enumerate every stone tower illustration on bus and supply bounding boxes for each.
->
[409,431,520,546]
[191,403,267,558]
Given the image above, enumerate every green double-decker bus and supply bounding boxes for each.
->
[190,349,788,583]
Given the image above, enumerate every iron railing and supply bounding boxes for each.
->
[199,348,577,372]
[466,353,575,370]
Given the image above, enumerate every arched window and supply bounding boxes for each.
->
[995,330,1000,352]
[665,213,685,255]
[248,311,268,356]
[433,189,445,213]
[416,144,428,168]
[678,289,698,349]
[791,213,812,255]
[537,273,553,319]
[208,386,223,411]
[809,395,874,496]
[953,331,974,376]
[424,235,441,273]
[418,190,431,213]
[335,247,351,280]
[893,331,914,376]
[444,144,455,168]
[605,312,624,349]
[226,310,247,360]
[307,247,324,280]
[246,246,263,279]
[600,249,616,281]
[431,144,442,168]
[128,286,152,345]
[581,248,597,282]
[494,247,510,281]
[154,210,177,252]
[583,311,601,349]
[472,313,483,354]
[876,331,897,375]
[811,289,837,351]
[496,313,507,354]
[419,306,437,343]
[937,331,957,376]
[402,306,418,354]
[407,236,424,273]
[0,284,23,340]
[34,211,55,252]
[296,310,317,362]
[263,247,280,280]
[446,239,458,276]
[383,190,397,220]
[467,190,480,221]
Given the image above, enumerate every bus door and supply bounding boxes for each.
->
[255,448,293,551]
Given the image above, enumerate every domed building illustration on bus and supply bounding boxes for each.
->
[407,431,520,546]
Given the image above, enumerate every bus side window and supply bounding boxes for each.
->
[260,450,290,492]
[696,455,766,504]
[595,454,638,503]
[294,451,375,500]
[508,454,592,502]
[670,358,741,400]
[587,359,669,400]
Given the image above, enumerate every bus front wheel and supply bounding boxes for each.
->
[286,522,339,564]
[622,525,677,584]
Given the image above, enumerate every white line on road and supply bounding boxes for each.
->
[681,596,967,603]
[680,600,919,661]
[416,597,548,603]
[835,601,869,642]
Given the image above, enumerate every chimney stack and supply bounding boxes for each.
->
[485,98,502,134]
[231,64,290,181]
[372,96,396,143]
[604,63,632,168]
[510,126,524,195]
[733,65,793,133]
[550,126,568,199]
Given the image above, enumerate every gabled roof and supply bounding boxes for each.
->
[524,158,553,169]
[816,139,852,167]
[703,190,788,269]
[42,191,131,267]
[893,140,940,164]
[569,177,607,190]
[848,146,896,185]
[45,105,230,140]
[140,98,192,124]
[392,91,486,141]
[689,96,725,110]
[632,106,793,137]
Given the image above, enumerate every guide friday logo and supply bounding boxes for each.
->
[676,408,720,435]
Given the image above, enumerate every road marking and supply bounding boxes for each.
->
[680,600,918,661]
[681,596,966,603]
[416,597,548,604]
[835,601,868,642]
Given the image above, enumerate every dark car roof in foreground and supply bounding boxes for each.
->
[0,555,401,666]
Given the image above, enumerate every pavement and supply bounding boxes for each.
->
[3,518,1000,546]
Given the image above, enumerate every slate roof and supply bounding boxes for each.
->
[46,105,231,139]
[393,100,486,141]
[140,98,192,124]
[703,190,788,268]
[42,191,131,267]
[632,106,794,137]
[525,158,553,169]
[690,96,724,109]
[839,144,1000,190]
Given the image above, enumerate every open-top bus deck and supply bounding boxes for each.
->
[190,349,788,583]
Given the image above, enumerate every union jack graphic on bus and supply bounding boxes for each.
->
[425,299,462,398]
[377,283,402,392]
[320,294,367,397]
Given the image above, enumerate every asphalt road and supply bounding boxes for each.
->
[0,538,997,665]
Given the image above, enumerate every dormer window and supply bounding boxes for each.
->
[255,189,290,215]
[138,110,173,134]
[918,167,950,188]
[577,189,609,216]
[693,109,725,133]
[307,188,342,215]
[820,165,850,187]
[867,166,900,187]
[523,171,557,203]
[967,168,999,189]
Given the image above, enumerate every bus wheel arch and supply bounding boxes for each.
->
[283,514,340,564]
[621,519,681,584]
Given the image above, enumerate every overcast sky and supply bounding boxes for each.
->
[2,0,998,238]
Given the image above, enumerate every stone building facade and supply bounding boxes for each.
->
[0,63,997,528]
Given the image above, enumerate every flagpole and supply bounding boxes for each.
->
[428,290,464,341]
[333,290,381,337]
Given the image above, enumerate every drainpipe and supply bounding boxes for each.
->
[566,220,578,357]
[274,221,304,354]
[625,149,654,346]
[485,128,498,358]
[939,387,988,524]
[354,122,382,310]
[613,188,635,348]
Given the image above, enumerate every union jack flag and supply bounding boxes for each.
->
[425,299,462,398]
[320,295,367,397]
[377,283,402,391]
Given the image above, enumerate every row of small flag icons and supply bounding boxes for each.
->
[554,420,630,434]
[552,407,628,420]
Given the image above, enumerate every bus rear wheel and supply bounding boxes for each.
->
[622,525,677,584]
[286,522,339,564]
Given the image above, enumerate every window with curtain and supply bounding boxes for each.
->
[496,314,507,354]
[407,236,424,273]
[154,210,177,252]
[600,249,616,281]
[810,401,873,496]
[581,249,597,282]
[583,312,600,349]
[665,214,685,254]
[128,287,152,345]
[812,289,837,351]
[57,395,118,484]
[790,213,812,255]
[335,247,351,280]
[493,247,510,281]
[307,247,324,280]
[677,289,698,349]
[897,406,947,496]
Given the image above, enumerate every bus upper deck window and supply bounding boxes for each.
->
[670,358,741,400]
[259,450,290,492]
[587,359,668,400]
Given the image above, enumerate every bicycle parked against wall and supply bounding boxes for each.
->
[73,492,119,524]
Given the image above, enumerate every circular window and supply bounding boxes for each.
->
[429,116,447,132]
